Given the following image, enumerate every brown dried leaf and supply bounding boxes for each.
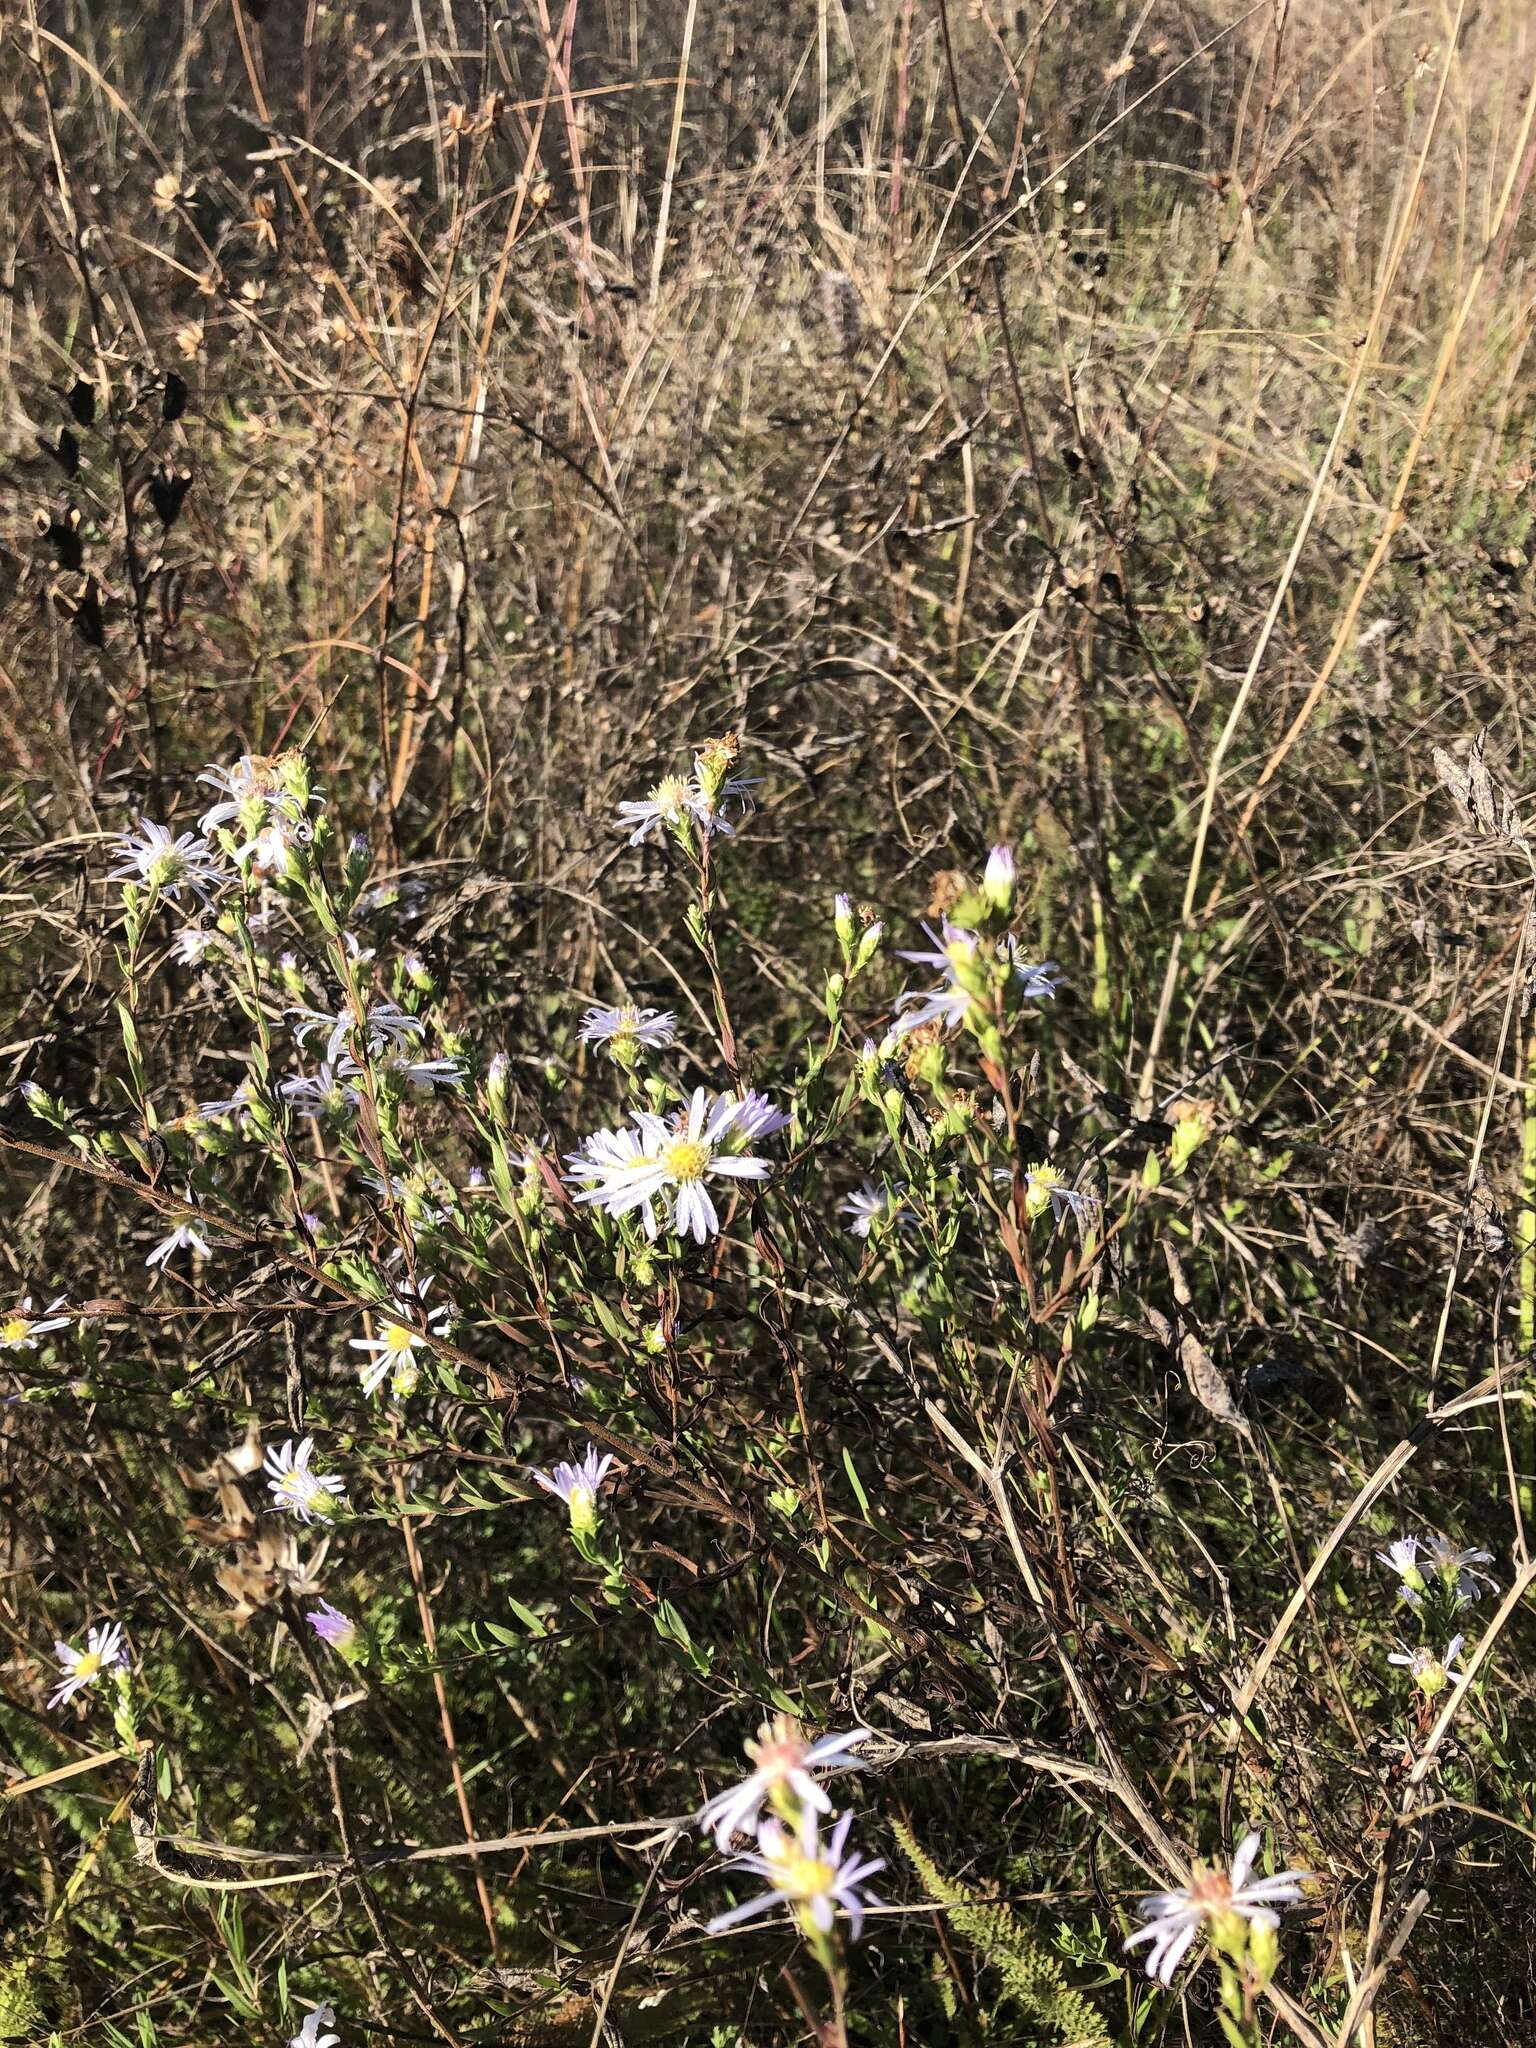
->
[1178,1330,1253,1439]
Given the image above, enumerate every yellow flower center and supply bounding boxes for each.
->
[74,1650,103,1682]
[651,776,690,820]
[383,1322,416,1355]
[1023,1163,1062,1220]
[773,1852,836,1902]
[663,1138,710,1182]
[2,1317,32,1344]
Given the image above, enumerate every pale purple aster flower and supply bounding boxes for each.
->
[688,770,758,839]
[531,1444,615,1536]
[145,1220,214,1269]
[48,1620,128,1709]
[109,819,224,902]
[698,1714,874,1851]
[591,1089,770,1243]
[706,1807,885,1942]
[264,1437,347,1523]
[1388,1635,1465,1695]
[287,2004,339,2048]
[720,1089,792,1141]
[2,1296,70,1350]
[290,998,425,1068]
[896,918,979,976]
[893,983,972,1037]
[280,1060,364,1119]
[1426,1537,1497,1604]
[380,1052,467,1093]
[840,1183,897,1238]
[306,1602,358,1654]
[1124,1831,1311,1986]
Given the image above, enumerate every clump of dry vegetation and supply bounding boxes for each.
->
[4,1,1536,2042]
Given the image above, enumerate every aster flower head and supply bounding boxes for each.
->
[1388,1635,1464,1696]
[48,1620,128,1709]
[379,1052,467,1093]
[1376,1536,1428,1607]
[349,1279,450,1398]
[840,1182,899,1239]
[110,819,224,903]
[174,925,224,967]
[288,2004,339,2048]
[698,1714,874,1851]
[290,997,425,1069]
[197,752,314,835]
[531,1443,614,1538]
[706,1806,885,1944]
[615,773,699,847]
[145,1218,215,1270]
[280,1060,364,1120]
[2,1295,70,1350]
[594,1088,772,1244]
[579,1002,678,1069]
[719,1088,792,1143]
[1124,1831,1311,1986]
[1425,1536,1497,1605]
[306,1602,359,1655]
[1017,1162,1096,1231]
[264,1437,347,1524]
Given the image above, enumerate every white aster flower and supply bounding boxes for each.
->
[197,754,314,834]
[290,998,425,1068]
[349,1280,450,1397]
[173,925,224,966]
[706,1807,885,1942]
[2,1295,70,1350]
[48,1620,128,1709]
[1007,1162,1097,1231]
[280,1060,364,1119]
[233,819,304,878]
[264,1436,347,1523]
[145,1219,215,1270]
[615,773,700,846]
[894,921,1061,1037]
[1375,1535,1428,1607]
[109,819,224,903]
[840,1182,898,1239]
[698,1714,874,1851]
[603,1088,771,1243]
[578,1003,678,1065]
[1388,1635,1464,1696]
[287,2003,339,2048]
[1124,1831,1311,1986]
[379,1052,467,1093]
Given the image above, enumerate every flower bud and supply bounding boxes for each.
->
[854,920,885,970]
[833,892,856,956]
[982,843,1017,913]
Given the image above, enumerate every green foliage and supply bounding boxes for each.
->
[892,1820,1110,2044]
